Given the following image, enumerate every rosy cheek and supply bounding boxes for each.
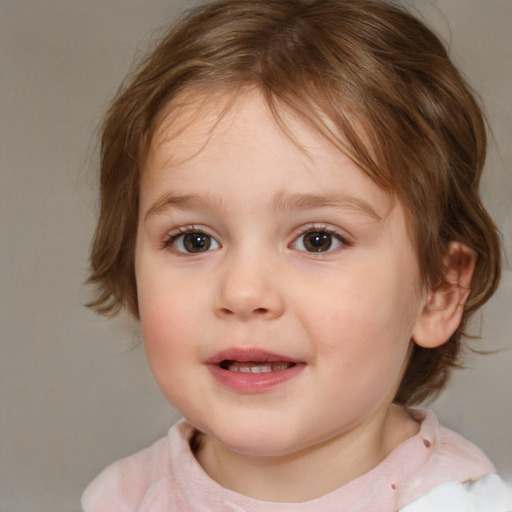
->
[140,302,172,350]
[141,301,193,359]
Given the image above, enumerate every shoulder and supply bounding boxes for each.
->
[81,436,171,512]
[399,474,512,512]
[398,409,498,507]
[421,409,496,479]
[81,420,192,512]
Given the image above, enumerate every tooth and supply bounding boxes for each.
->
[225,362,293,373]
[251,365,272,373]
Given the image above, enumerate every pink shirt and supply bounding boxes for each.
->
[82,410,498,511]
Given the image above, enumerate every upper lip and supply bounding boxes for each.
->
[205,348,301,365]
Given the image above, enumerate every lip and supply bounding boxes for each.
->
[205,348,305,393]
[206,348,299,365]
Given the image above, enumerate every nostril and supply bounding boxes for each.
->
[216,306,273,319]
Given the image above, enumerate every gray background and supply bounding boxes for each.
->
[1,1,511,510]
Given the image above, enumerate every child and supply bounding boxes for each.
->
[82,0,512,510]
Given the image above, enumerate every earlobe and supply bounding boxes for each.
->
[412,242,476,349]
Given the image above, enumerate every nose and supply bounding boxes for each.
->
[213,251,286,321]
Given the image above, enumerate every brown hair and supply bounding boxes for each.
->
[87,0,501,405]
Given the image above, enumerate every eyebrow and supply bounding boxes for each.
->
[144,191,382,221]
[272,191,382,220]
[144,193,227,221]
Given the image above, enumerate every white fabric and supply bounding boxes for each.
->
[400,474,512,512]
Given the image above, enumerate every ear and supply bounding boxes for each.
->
[412,242,476,349]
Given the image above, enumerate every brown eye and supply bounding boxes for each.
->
[183,233,211,252]
[303,232,332,252]
[169,231,220,253]
[292,230,344,253]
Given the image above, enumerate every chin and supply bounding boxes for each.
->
[221,438,300,458]
[201,420,304,458]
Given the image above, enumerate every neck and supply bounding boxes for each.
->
[194,404,419,503]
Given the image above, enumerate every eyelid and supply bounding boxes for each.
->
[163,225,221,253]
[289,223,352,253]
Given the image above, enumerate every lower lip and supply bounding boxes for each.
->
[206,363,305,392]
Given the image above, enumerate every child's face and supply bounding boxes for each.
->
[135,91,427,458]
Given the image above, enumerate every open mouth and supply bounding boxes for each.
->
[219,360,296,373]
[206,349,304,391]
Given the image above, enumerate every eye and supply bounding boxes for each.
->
[292,230,345,253]
[166,231,220,253]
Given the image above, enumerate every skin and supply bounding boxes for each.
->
[134,91,467,502]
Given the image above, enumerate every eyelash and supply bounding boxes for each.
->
[163,226,221,254]
[289,224,351,254]
[162,224,351,255]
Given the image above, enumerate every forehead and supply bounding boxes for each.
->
[148,89,298,172]
[148,89,356,179]
[142,89,394,220]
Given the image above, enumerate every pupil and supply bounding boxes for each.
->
[184,233,210,252]
[305,232,332,252]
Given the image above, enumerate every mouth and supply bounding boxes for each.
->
[205,348,304,392]
[219,360,296,373]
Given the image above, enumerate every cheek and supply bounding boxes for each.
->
[138,288,192,367]
[137,259,194,345]
[302,263,420,364]
[139,298,198,407]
